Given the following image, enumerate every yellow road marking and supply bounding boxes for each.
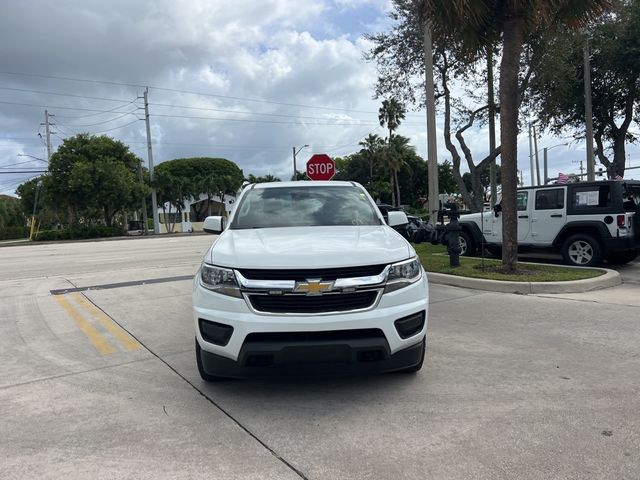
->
[54,295,117,355]
[70,293,141,351]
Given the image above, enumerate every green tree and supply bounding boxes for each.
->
[419,0,610,270]
[44,134,146,227]
[0,195,25,228]
[359,134,386,186]
[154,157,244,230]
[463,166,501,202]
[247,173,281,183]
[378,98,407,206]
[527,0,640,178]
[366,4,503,213]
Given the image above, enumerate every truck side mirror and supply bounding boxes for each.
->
[493,204,502,217]
[203,216,226,234]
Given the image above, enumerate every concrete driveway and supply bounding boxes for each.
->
[1,236,639,479]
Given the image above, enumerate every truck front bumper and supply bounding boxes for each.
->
[193,273,429,377]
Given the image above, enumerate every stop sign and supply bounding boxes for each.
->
[306,153,335,181]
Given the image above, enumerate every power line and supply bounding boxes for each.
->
[0,86,133,103]
[0,160,42,168]
[55,99,139,120]
[59,108,139,127]
[0,100,137,114]
[0,70,425,117]
[151,112,394,127]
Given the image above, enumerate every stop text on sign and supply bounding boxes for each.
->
[308,163,334,175]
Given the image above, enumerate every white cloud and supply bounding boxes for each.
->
[1,0,638,196]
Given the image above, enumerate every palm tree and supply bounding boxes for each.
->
[378,98,407,206]
[388,135,415,206]
[420,0,611,271]
[358,133,386,186]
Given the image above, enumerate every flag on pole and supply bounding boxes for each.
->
[557,172,569,184]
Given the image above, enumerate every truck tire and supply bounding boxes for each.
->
[605,250,638,265]
[459,230,476,256]
[561,234,603,267]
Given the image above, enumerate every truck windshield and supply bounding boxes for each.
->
[231,185,382,229]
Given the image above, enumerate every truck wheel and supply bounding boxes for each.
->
[195,338,228,382]
[561,234,603,267]
[459,231,475,256]
[606,250,638,265]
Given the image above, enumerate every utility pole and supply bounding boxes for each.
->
[532,125,541,186]
[424,21,439,226]
[487,46,497,207]
[292,147,297,179]
[144,87,160,234]
[543,148,548,185]
[528,124,535,186]
[292,145,309,180]
[583,34,596,181]
[43,110,54,161]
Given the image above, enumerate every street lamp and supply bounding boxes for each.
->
[292,145,310,180]
[543,143,569,184]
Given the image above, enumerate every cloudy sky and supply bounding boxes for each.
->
[1,0,636,196]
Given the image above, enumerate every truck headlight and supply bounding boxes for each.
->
[384,257,422,293]
[200,264,242,298]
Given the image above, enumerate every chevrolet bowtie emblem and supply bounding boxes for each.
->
[294,279,334,295]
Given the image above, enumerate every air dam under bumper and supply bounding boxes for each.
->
[198,332,425,378]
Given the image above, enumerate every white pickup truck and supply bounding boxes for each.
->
[192,181,429,380]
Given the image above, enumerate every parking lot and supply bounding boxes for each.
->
[1,235,639,479]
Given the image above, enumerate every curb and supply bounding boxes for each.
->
[427,267,621,294]
[0,231,209,248]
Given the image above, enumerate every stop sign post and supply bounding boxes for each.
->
[306,153,335,181]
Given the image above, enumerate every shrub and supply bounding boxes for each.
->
[0,226,30,241]
[33,226,125,242]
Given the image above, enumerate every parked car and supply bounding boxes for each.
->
[193,181,429,380]
[457,180,640,266]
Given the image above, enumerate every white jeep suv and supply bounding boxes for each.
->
[193,181,429,380]
[457,180,640,267]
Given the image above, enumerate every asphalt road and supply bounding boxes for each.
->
[1,236,639,479]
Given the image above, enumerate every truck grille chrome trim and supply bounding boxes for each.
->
[235,267,389,292]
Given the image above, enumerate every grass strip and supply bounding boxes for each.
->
[413,243,604,282]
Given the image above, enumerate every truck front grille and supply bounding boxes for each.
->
[247,290,379,314]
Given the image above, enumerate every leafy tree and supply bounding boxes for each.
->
[247,173,281,183]
[463,166,501,202]
[0,195,25,228]
[438,160,458,195]
[154,158,244,230]
[359,134,386,186]
[527,0,640,178]
[335,134,455,206]
[378,98,407,206]
[366,3,504,213]
[378,0,610,271]
[45,134,146,227]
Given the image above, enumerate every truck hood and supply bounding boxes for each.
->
[206,226,413,269]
